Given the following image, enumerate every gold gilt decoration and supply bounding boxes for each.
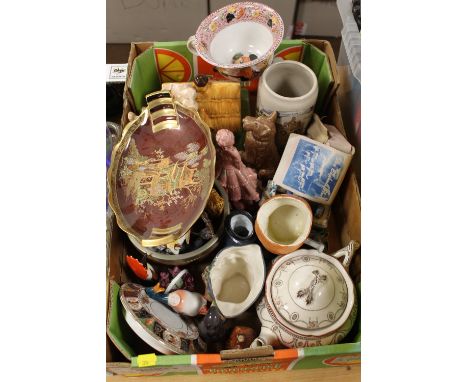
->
[119,140,211,212]
[146,91,179,133]
[108,91,216,248]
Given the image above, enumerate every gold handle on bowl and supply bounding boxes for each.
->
[141,224,183,247]
[144,91,180,133]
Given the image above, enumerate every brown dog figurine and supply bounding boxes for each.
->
[241,111,280,180]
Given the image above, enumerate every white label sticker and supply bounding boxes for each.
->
[106,64,127,82]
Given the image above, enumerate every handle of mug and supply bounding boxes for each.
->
[187,35,198,56]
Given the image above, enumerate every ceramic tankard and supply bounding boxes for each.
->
[257,61,318,151]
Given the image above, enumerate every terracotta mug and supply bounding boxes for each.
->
[256,61,318,151]
[255,194,313,255]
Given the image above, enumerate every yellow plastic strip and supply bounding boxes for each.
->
[137,353,157,368]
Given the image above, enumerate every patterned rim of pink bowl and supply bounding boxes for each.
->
[192,1,284,69]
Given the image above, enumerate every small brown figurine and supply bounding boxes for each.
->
[226,326,256,350]
[241,111,280,180]
[215,129,259,210]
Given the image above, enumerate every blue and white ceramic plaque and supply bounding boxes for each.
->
[273,134,352,205]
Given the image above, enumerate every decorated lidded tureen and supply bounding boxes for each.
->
[108,90,216,248]
[251,241,360,349]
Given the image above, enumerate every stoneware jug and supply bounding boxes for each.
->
[257,60,318,151]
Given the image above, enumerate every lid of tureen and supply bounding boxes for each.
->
[267,249,354,335]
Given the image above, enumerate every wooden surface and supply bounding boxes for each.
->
[107,365,360,382]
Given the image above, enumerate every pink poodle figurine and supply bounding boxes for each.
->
[215,129,259,209]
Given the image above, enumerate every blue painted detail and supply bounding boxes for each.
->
[283,139,345,202]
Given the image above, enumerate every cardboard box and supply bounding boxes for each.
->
[125,39,329,105]
[120,39,340,125]
[107,0,209,43]
[106,40,361,378]
[209,0,297,38]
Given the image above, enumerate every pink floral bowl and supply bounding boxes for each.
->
[187,2,284,81]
